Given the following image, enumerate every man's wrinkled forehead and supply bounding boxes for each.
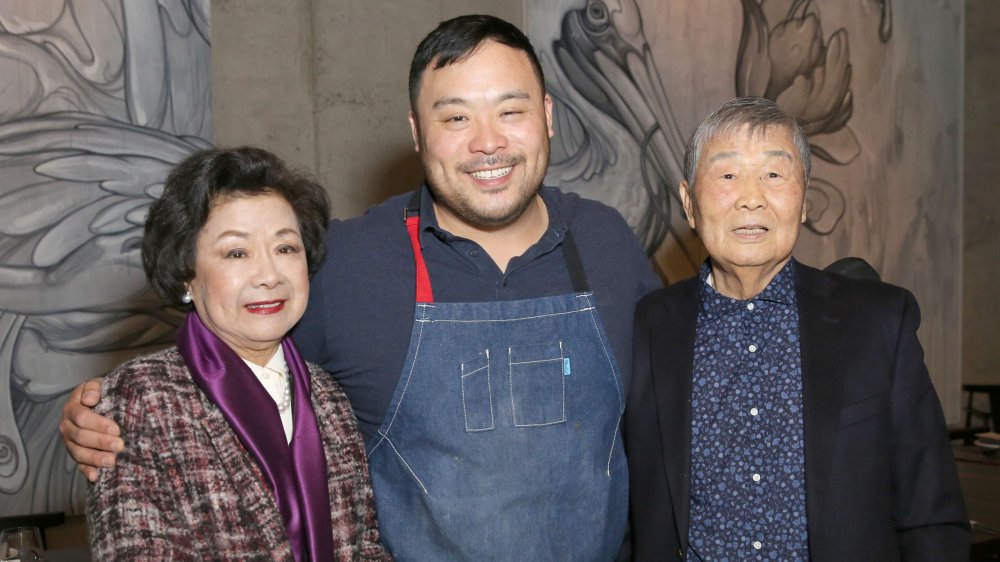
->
[706,148,795,165]
[700,124,799,165]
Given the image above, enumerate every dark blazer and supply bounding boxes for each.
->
[625,261,969,561]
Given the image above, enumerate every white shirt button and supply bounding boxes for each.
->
[748,344,758,353]
[752,473,761,482]
[753,541,762,550]
[750,407,759,416]
[747,302,755,311]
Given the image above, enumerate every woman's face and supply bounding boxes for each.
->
[186,192,309,365]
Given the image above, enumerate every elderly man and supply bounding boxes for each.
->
[625,97,969,561]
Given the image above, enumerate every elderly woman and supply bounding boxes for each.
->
[86,147,389,561]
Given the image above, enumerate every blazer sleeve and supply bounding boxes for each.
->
[87,365,201,561]
[890,291,970,561]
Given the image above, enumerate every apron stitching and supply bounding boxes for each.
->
[507,347,517,426]
[370,315,428,455]
[508,345,568,428]
[485,352,495,430]
[580,294,625,477]
[509,358,562,366]
[584,299,624,409]
[560,341,566,424]
[384,436,429,495]
[511,415,570,427]
[607,413,624,477]
[418,308,594,324]
[460,350,496,432]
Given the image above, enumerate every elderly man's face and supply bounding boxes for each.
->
[680,125,806,276]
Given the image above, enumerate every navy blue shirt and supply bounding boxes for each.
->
[293,185,661,441]
[687,261,809,560]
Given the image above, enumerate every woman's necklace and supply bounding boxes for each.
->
[277,369,291,414]
[262,365,292,414]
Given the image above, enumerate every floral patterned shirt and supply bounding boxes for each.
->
[687,261,809,560]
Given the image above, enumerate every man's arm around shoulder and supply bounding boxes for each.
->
[59,378,124,481]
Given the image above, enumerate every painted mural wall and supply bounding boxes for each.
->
[0,0,964,518]
[526,0,963,417]
[0,1,212,516]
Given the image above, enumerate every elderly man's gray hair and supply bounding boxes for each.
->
[681,97,811,187]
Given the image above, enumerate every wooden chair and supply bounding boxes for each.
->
[949,384,996,445]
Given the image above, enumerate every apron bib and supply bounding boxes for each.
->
[367,191,628,561]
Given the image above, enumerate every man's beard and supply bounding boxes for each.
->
[432,153,545,229]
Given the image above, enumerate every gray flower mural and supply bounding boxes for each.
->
[0,0,211,515]
[536,0,882,279]
[737,0,857,234]
[529,0,963,420]
[546,0,696,280]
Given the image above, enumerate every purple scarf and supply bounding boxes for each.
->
[176,312,334,561]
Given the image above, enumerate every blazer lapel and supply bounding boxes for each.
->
[650,280,700,546]
[194,386,291,542]
[795,264,848,545]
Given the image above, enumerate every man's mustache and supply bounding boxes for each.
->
[457,154,525,172]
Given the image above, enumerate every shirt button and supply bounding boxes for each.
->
[753,541,762,550]
[748,344,758,353]
[750,407,759,416]
[752,473,761,482]
[747,302,755,311]
[470,249,480,256]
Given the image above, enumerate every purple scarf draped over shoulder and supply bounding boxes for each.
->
[176,312,334,561]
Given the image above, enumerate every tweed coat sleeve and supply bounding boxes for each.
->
[87,350,218,561]
[307,363,392,560]
[87,348,389,561]
[87,348,298,561]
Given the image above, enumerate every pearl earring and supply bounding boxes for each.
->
[181,291,193,304]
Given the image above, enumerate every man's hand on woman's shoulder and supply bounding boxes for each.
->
[59,378,124,482]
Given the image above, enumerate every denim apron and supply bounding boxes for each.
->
[367,192,628,561]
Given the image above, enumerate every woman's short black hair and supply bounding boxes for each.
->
[142,146,331,307]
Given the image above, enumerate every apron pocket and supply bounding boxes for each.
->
[508,341,567,427]
[461,351,495,432]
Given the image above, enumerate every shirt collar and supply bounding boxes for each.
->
[699,259,797,320]
[242,344,287,377]
[417,183,570,252]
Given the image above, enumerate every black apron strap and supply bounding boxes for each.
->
[561,230,591,294]
[404,188,422,218]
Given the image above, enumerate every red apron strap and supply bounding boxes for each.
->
[405,191,434,303]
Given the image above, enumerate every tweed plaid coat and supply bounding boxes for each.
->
[87,347,390,561]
